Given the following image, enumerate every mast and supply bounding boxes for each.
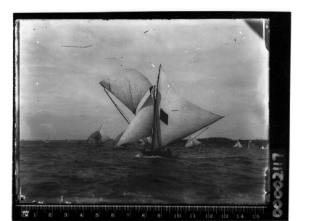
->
[152,64,162,150]
[102,87,130,124]
[188,126,209,141]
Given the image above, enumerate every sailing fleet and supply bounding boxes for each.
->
[233,140,269,149]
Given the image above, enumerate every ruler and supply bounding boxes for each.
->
[14,204,270,220]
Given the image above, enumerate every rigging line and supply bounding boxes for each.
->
[189,126,209,140]
[98,122,104,131]
[103,87,130,124]
[128,80,134,110]
[156,64,162,86]
[185,119,220,143]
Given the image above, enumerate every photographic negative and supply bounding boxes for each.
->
[13,12,290,220]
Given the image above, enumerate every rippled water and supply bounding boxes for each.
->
[19,140,268,204]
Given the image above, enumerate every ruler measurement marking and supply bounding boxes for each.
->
[16,204,268,219]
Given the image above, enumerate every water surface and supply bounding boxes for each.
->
[19,140,268,204]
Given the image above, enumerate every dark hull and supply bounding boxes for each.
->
[141,148,174,158]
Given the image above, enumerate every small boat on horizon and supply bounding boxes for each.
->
[184,126,208,148]
[233,140,243,148]
[260,143,269,150]
[19,187,26,201]
[43,135,50,144]
[247,140,252,149]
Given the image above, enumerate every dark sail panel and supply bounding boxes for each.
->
[160,109,168,125]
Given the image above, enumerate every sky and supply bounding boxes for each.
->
[18,19,269,140]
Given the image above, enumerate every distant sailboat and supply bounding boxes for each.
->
[43,135,50,144]
[247,140,252,149]
[261,143,269,150]
[184,126,208,148]
[87,124,104,146]
[100,65,224,156]
[185,138,201,148]
[19,187,26,201]
[233,140,243,148]
[87,122,116,146]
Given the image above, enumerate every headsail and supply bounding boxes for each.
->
[115,91,153,146]
[116,66,224,147]
[99,69,151,114]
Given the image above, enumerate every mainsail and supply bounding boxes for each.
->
[157,69,223,146]
[116,66,224,147]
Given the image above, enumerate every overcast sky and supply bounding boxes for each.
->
[18,19,269,140]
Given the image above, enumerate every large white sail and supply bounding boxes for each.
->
[116,69,224,147]
[115,91,154,146]
[158,71,224,146]
[99,69,151,114]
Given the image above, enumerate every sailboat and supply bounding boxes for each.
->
[19,187,26,201]
[87,122,118,146]
[185,138,201,148]
[260,143,269,150]
[233,140,243,148]
[184,126,208,148]
[100,65,224,156]
[247,140,252,149]
[43,134,50,144]
[87,124,104,146]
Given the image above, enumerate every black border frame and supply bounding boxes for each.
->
[13,12,290,221]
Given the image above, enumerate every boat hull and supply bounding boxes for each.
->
[140,148,174,158]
